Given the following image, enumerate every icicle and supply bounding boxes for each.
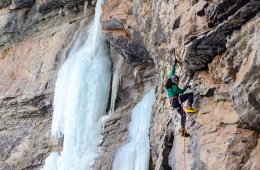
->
[41,153,59,170]
[134,69,137,78]
[84,1,88,15]
[109,56,124,115]
[112,88,156,170]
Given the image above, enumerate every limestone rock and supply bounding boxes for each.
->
[101,0,260,169]
[36,0,86,13]
[1,0,260,169]
[10,0,35,9]
[101,1,152,65]
[228,14,260,130]
[205,0,249,28]
[0,0,11,9]
[0,8,28,46]
[194,71,216,97]
[62,0,85,8]
[36,0,63,13]
[0,7,94,169]
[184,1,260,73]
[242,134,260,170]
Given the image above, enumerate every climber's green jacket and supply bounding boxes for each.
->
[166,66,187,98]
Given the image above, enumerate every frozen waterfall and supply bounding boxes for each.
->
[42,0,111,169]
[112,88,156,170]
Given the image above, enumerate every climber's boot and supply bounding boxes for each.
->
[179,128,191,138]
[185,105,197,113]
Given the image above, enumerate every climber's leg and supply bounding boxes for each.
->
[176,107,190,137]
[176,107,185,128]
[179,92,193,105]
[179,128,191,137]
[180,93,197,113]
[171,98,191,137]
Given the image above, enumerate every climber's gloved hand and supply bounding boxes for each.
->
[174,59,178,66]
[185,82,191,88]
[185,80,192,89]
[186,85,191,89]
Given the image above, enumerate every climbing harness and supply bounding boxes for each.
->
[169,96,181,106]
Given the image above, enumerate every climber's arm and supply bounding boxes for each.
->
[173,85,187,94]
[169,66,175,78]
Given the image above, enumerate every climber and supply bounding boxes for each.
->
[165,59,197,137]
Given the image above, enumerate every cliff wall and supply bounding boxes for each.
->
[99,0,260,169]
[0,1,95,169]
[0,0,259,169]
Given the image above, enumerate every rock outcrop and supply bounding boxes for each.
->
[0,1,94,169]
[100,1,152,65]
[228,16,260,130]
[100,0,260,169]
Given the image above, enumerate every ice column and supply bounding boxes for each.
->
[42,0,111,169]
[112,88,156,170]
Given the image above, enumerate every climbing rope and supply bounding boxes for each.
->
[167,97,187,170]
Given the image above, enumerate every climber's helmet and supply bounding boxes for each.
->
[171,75,179,84]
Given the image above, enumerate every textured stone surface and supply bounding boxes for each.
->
[228,14,260,130]
[101,1,153,65]
[0,5,94,169]
[0,0,88,11]
[101,0,260,169]
[0,95,53,170]
[36,0,86,13]
[242,133,260,170]
[0,0,11,9]
[102,0,260,72]
[165,96,257,170]
[205,0,250,28]
[1,0,260,169]
[36,0,63,13]
[10,0,35,9]
[184,1,260,73]
[0,1,95,48]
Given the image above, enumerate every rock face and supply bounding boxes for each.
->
[100,1,153,65]
[1,0,260,170]
[9,0,35,9]
[0,1,11,9]
[0,1,94,169]
[99,0,260,170]
[228,16,260,130]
